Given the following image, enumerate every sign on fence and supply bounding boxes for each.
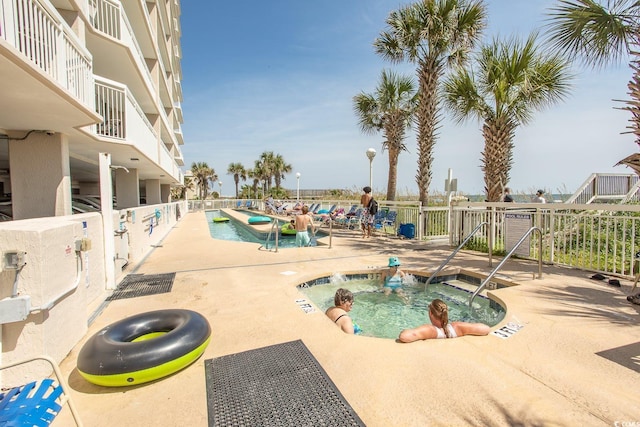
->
[505,213,531,257]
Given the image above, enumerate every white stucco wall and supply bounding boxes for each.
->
[0,202,185,384]
[0,213,106,384]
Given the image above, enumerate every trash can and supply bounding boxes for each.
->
[398,223,415,239]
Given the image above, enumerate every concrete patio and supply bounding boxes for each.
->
[54,210,640,426]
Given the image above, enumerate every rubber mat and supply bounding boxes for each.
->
[106,273,175,301]
[205,340,365,427]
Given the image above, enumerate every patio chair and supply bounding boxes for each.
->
[234,200,243,209]
[0,355,83,426]
[314,205,336,222]
[346,208,364,229]
[382,210,398,234]
[344,204,358,217]
[373,209,388,231]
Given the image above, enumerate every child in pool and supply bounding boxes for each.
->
[380,257,407,299]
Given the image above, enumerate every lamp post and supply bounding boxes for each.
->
[366,148,376,189]
[296,172,301,202]
[218,181,222,198]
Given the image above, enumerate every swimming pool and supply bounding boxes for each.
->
[297,271,506,339]
[205,210,323,248]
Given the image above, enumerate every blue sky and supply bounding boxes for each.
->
[180,1,635,198]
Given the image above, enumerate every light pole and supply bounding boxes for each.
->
[366,148,376,189]
[296,172,300,202]
[218,181,222,198]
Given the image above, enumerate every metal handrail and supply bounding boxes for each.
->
[424,222,488,291]
[468,226,542,307]
[259,219,279,252]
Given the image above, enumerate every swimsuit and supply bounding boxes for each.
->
[435,324,458,339]
[334,313,362,334]
[384,275,403,290]
[295,230,310,247]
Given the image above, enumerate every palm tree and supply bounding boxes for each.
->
[354,69,418,201]
[227,162,246,198]
[246,168,258,198]
[171,175,195,200]
[250,160,265,197]
[272,154,292,190]
[190,161,217,200]
[443,34,572,201]
[374,0,487,205]
[545,0,640,172]
[259,151,275,192]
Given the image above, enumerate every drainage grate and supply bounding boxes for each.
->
[107,273,176,301]
[205,340,365,427]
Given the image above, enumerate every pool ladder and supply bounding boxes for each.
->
[423,221,488,291]
[259,219,280,252]
[422,222,542,307]
[468,226,542,307]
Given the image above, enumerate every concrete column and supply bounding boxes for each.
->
[115,168,139,209]
[99,153,116,290]
[9,132,72,219]
[161,184,171,203]
[145,179,161,205]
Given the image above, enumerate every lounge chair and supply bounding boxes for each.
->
[314,204,336,222]
[344,204,358,217]
[0,356,83,426]
[346,208,364,229]
[235,200,243,209]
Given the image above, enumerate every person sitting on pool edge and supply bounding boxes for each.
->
[325,288,361,334]
[380,256,406,298]
[398,298,490,342]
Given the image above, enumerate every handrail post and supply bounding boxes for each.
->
[489,207,494,267]
[424,221,488,290]
[469,226,542,307]
[274,219,279,253]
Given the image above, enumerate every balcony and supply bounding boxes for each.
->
[0,0,99,131]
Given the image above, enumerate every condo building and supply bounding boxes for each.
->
[0,0,186,378]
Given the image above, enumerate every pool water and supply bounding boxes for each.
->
[205,210,313,248]
[298,274,505,339]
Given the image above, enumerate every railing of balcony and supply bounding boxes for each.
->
[88,0,120,39]
[89,0,181,160]
[95,80,125,139]
[1,0,93,106]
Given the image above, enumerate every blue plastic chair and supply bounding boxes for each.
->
[0,356,82,426]
[382,210,398,234]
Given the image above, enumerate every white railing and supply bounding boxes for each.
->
[88,0,120,39]
[450,202,640,278]
[88,0,181,156]
[1,0,93,106]
[94,78,125,139]
[565,173,640,204]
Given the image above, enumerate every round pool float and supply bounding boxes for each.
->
[77,309,211,387]
[248,216,271,225]
[281,224,296,235]
[213,217,230,223]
